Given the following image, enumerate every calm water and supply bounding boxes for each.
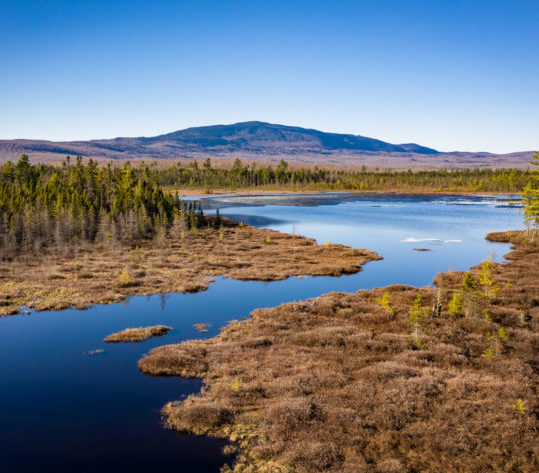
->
[0,193,523,472]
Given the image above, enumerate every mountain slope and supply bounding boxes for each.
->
[0,122,533,168]
[142,121,439,154]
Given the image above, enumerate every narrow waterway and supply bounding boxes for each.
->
[0,193,522,472]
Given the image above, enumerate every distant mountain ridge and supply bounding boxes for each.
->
[0,121,533,169]
[141,121,439,155]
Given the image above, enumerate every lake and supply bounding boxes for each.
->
[0,193,523,472]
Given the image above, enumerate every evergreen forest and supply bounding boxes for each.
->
[0,155,213,257]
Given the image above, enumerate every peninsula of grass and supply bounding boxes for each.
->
[139,230,538,473]
[0,217,380,316]
[104,325,173,343]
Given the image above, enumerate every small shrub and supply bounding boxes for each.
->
[448,290,463,316]
[481,347,494,358]
[119,268,131,287]
[497,326,508,341]
[376,291,397,315]
[461,272,477,291]
[482,327,508,358]
[479,259,500,297]
[513,399,526,415]
[129,246,144,268]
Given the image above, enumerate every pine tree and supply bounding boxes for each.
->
[522,152,539,238]
[376,290,397,316]
[408,294,427,348]
[448,290,463,316]
[461,272,480,317]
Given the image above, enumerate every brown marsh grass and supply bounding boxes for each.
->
[139,230,538,473]
[0,218,380,316]
[104,325,172,343]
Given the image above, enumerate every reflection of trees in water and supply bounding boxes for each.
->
[202,193,521,212]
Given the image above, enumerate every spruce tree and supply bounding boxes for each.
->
[523,152,539,237]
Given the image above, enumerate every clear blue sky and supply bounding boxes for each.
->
[1,0,538,153]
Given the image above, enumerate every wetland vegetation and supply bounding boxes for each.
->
[139,230,538,473]
[0,213,378,316]
[137,154,539,473]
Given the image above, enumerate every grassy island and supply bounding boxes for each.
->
[139,230,538,473]
[104,325,173,343]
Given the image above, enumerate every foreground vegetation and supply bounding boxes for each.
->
[139,230,538,473]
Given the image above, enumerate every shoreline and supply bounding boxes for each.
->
[171,187,522,197]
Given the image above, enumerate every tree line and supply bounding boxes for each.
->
[2,153,536,257]
[150,158,532,193]
[0,155,215,258]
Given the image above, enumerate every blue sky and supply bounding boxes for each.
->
[1,0,538,153]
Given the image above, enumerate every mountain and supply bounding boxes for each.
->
[142,122,439,155]
[0,121,533,169]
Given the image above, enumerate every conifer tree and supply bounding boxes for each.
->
[523,152,539,238]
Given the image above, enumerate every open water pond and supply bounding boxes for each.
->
[0,193,523,472]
